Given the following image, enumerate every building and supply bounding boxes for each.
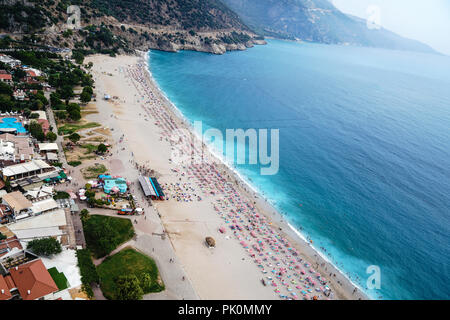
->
[30,198,59,216]
[0,54,21,68]
[6,259,58,300]
[0,73,12,84]
[0,236,22,258]
[103,177,128,194]
[0,134,34,163]
[138,176,165,200]
[0,204,13,224]
[46,153,58,163]
[2,191,32,220]
[33,111,47,121]
[38,143,58,154]
[12,90,25,101]
[0,273,15,300]
[24,185,53,201]
[37,119,50,135]
[1,159,55,183]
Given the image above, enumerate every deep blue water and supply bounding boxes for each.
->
[148,40,450,300]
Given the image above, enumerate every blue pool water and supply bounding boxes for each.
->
[148,40,450,300]
[0,117,27,133]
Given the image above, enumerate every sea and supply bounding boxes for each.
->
[147,39,450,300]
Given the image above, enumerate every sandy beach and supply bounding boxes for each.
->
[84,53,368,300]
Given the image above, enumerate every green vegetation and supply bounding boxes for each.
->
[27,121,45,141]
[0,49,94,116]
[82,163,107,179]
[48,267,69,291]
[80,209,90,222]
[68,160,82,167]
[58,122,101,135]
[82,215,135,258]
[0,232,6,241]
[68,132,81,144]
[72,50,85,65]
[0,2,48,32]
[76,249,99,298]
[90,0,248,31]
[97,143,108,154]
[46,131,57,142]
[114,274,144,300]
[80,86,93,103]
[66,103,81,121]
[97,248,164,300]
[80,143,98,154]
[27,238,62,256]
[53,191,70,200]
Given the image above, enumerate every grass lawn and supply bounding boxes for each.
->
[97,248,164,300]
[48,267,69,291]
[82,163,108,179]
[80,143,98,154]
[83,215,135,258]
[68,160,82,167]
[58,122,101,135]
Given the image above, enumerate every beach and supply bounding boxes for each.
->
[84,53,368,300]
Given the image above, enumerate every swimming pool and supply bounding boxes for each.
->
[0,117,27,133]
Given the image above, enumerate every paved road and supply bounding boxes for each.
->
[46,103,87,249]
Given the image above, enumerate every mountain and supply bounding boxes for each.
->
[220,0,436,53]
[0,0,265,54]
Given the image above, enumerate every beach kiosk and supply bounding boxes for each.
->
[138,175,165,200]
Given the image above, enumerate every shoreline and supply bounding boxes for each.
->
[141,50,369,300]
[86,52,369,300]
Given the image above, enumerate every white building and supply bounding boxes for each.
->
[0,54,21,67]
[1,159,54,182]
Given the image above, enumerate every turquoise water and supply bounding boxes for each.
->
[148,40,450,300]
[0,117,27,133]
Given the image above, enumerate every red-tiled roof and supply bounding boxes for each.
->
[26,70,37,77]
[37,119,50,134]
[4,275,15,290]
[0,74,12,80]
[9,259,58,300]
[0,236,23,257]
[0,276,12,300]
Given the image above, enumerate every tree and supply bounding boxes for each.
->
[27,238,62,256]
[140,273,152,292]
[35,91,48,106]
[67,102,81,121]
[55,110,67,120]
[80,209,90,222]
[0,82,12,96]
[59,85,74,100]
[46,131,57,142]
[68,108,81,121]
[0,232,6,241]
[97,143,107,154]
[80,91,91,103]
[50,92,62,107]
[84,219,118,257]
[28,121,45,141]
[72,51,85,65]
[69,132,81,144]
[115,275,144,300]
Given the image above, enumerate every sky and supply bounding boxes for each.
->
[332,0,450,55]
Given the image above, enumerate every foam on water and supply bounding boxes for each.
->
[148,40,450,300]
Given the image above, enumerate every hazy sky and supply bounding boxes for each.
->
[332,0,450,55]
